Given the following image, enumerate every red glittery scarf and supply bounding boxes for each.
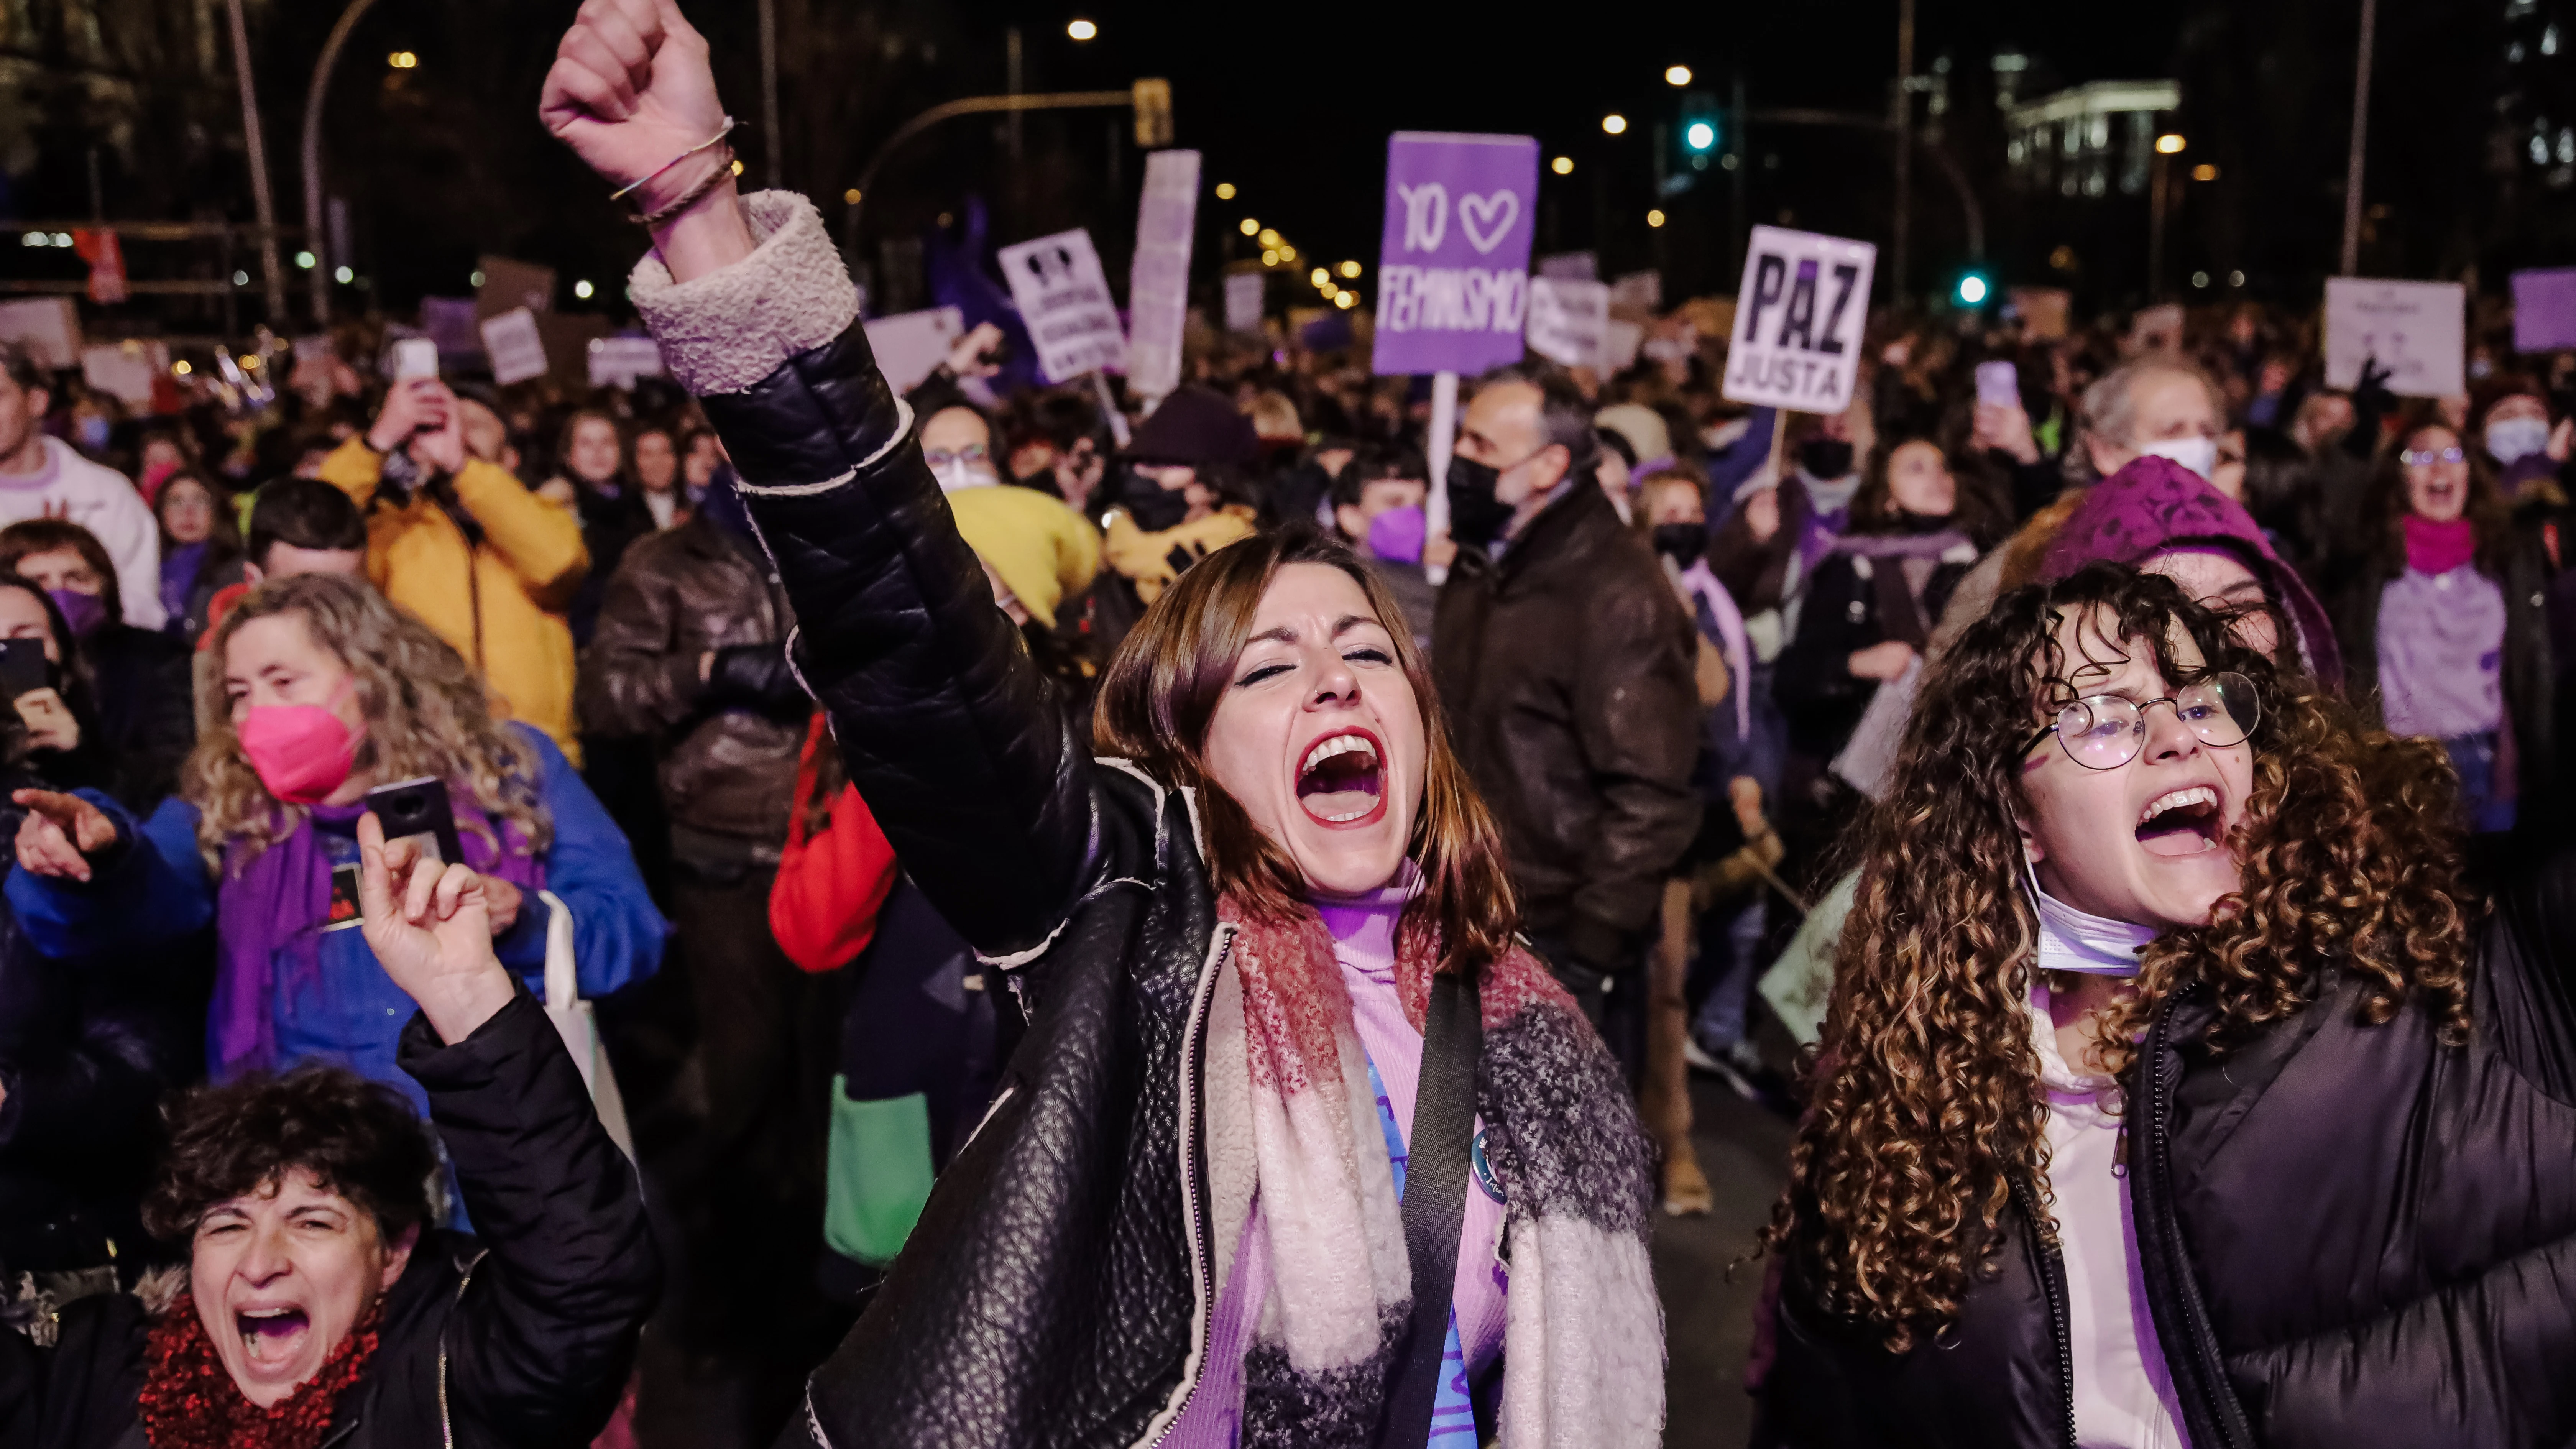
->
[136,1294,382,1449]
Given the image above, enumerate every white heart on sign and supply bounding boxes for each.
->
[1457,191,1520,255]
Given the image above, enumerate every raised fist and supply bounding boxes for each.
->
[539,0,728,208]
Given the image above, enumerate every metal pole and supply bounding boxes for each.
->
[1006,27,1025,168]
[758,0,782,189]
[225,0,287,324]
[1892,0,1914,304]
[2150,153,2168,299]
[1424,371,1459,587]
[841,89,1144,250]
[2338,0,2377,276]
[301,0,375,327]
[1730,73,1748,273]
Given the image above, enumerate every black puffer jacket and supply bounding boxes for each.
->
[1758,856,2576,1447]
[0,993,658,1449]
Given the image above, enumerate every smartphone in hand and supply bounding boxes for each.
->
[391,337,440,381]
[0,638,49,701]
[1975,360,2021,410]
[365,775,464,867]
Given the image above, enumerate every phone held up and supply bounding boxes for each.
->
[330,776,468,933]
[391,337,440,382]
[1974,360,2021,410]
[0,638,48,703]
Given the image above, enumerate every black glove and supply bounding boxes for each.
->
[704,644,808,717]
[2344,356,2397,461]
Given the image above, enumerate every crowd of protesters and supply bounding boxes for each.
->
[0,0,2565,1442]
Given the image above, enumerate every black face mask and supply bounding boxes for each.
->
[1118,468,1191,533]
[1799,438,1855,480]
[1650,522,1704,567]
[1445,454,1516,551]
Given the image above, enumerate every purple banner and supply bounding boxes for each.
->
[2514,267,2576,354]
[1372,131,1539,376]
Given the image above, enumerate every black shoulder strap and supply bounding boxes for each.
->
[1377,967,1484,1449]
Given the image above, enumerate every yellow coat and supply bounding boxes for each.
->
[1102,504,1257,605]
[320,438,590,761]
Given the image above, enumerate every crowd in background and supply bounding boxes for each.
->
[0,266,2569,1444]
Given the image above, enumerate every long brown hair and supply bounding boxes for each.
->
[2362,411,2514,577]
[1767,562,2474,1350]
[188,573,548,869]
[1092,527,1518,976]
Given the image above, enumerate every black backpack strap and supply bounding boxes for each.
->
[1376,967,1484,1449]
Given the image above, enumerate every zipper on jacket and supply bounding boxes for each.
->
[1140,923,1235,1449]
[2011,1176,2080,1449]
[2137,986,2252,1449]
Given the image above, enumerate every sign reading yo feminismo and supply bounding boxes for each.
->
[1371,131,1538,376]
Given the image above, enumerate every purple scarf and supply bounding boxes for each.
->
[210,797,545,1078]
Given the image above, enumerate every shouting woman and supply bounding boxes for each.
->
[537,3,1662,1445]
[1755,563,2576,1448]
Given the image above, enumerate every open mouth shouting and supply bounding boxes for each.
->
[1296,728,1387,827]
[236,1304,312,1362]
[2135,784,2225,856]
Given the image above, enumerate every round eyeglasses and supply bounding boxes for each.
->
[2021,671,2260,771]
[2400,446,2467,467]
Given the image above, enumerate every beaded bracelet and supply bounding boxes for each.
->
[609,116,738,202]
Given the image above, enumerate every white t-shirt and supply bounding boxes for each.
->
[2030,979,2188,1449]
[0,438,167,629]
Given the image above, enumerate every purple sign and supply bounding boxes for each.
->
[1371,131,1539,376]
[2513,267,2576,354]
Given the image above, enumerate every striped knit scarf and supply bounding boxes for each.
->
[1206,899,1664,1448]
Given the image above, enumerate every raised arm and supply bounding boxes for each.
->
[542,0,1097,958]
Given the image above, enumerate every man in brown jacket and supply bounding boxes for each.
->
[575,473,825,1441]
[1433,363,1702,1075]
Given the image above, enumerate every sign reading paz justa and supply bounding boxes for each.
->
[1721,226,1877,413]
[997,228,1127,383]
[1371,131,1538,376]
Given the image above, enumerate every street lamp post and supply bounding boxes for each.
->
[1891,0,1915,304]
[301,0,377,327]
[223,0,288,323]
[2339,0,2377,275]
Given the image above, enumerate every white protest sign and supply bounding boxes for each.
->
[81,342,164,406]
[1720,226,1876,413]
[0,298,82,370]
[996,228,1126,383]
[2325,278,2466,398]
[1126,150,1201,399]
[479,307,549,386]
[861,307,964,396]
[1224,272,1265,335]
[1525,276,1612,370]
[1537,251,1598,281]
[1609,270,1663,314]
[586,335,665,390]
[1603,319,1645,373]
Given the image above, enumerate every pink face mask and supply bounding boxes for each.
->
[237,687,364,805]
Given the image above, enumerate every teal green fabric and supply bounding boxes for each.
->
[823,1082,937,1266]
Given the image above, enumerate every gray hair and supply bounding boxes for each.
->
[1471,360,1599,475]
[2079,356,2223,450]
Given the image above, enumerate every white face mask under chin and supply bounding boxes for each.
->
[2023,849,2159,976]
[2135,434,2219,483]
[933,461,1000,494]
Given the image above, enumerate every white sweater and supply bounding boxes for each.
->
[0,438,166,629]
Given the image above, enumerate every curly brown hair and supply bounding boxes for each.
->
[1765,562,2475,1350]
[144,1062,437,1243]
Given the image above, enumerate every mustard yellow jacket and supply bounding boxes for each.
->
[320,438,590,761]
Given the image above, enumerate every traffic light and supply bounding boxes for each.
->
[1131,78,1173,148]
[1677,91,1720,174]
[1955,269,1993,307]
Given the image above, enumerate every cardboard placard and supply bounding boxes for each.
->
[2325,278,2466,398]
[479,307,549,386]
[1610,270,1663,316]
[1603,319,1646,373]
[1525,276,1612,370]
[586,335,665,390]
[1720,226,1876,412]
[1537,251,1598,281]
[861,307,966,395]
[1223,272,1266,335]
[996,228,1127,383]
[475,256,555,322]
[2511,267,2576,354]
[1371,131,1539,376]
[419,297,484,360]
[81,342,165,406]
[0,298,82,370]
[1126,149,1201,399]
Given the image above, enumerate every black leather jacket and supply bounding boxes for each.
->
[1759,855,2576,1448]
[701,322,1242,1448]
